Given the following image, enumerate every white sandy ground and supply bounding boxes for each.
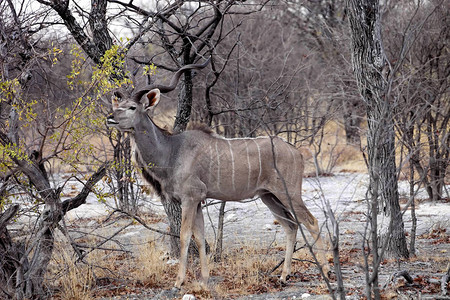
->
[62,172,449,250]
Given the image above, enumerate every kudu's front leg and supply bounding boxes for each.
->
[175,202,197,289]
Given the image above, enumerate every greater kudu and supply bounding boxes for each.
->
[106,59,329,289]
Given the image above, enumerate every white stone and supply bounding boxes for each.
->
[166,258,179,265]
[225,213,238,222]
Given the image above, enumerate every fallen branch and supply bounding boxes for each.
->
[383,270,414,289]
[73,220,134,262]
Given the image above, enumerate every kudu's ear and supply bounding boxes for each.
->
[144,89,161,110]
[112,96,119,110]
[112,91,122,110]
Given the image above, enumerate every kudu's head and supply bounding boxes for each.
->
[106,57,210,132]
[106,89,160,132]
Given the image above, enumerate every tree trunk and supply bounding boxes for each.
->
[173,70,194,134]
[24,225,57,298]
[409,162,417,256]
[214,201,226,262]
[374,111,409,258]
[347,0,408,259]
[164,70,192,256]
[111,133,138,213]
[164,40,196,257]
[89,0,112,56]
[347,0,409,295]
[160,196,182,257]
[0,205,27,299]
[342,99,362,146]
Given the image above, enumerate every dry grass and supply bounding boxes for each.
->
[132,239,176,287]
[212,244,280,296]
[48,238,296,299]
[48,233,142,299]
[333,144,366,173]
[172,243,284,299]
[47,243,94,300]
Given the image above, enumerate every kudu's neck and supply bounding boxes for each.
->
[132,113,177,168]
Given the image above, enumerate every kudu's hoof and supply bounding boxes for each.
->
[279,274,290,286]
[200,279,210,290]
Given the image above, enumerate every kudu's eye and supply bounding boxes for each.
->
[129,106,137,110]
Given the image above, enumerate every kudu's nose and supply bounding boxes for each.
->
[106,114,118,126]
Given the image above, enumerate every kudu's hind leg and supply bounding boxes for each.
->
[192,203,209,286]
[270,192,330,280]
[260,194,298,284]
[288,197,330,277]
[301,215,330,276]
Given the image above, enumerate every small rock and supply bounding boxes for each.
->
[182,294,196,300]
[301,293,311,299]
[264,224,272,231]
[156,287,180,299]
[166,258,179,265]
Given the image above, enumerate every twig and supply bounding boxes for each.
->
[268,243,307,275]
[113,208,179,238]
[56,223,86,262]
[76,244,132,253]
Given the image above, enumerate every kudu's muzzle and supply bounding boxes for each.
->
[106,114,118,126]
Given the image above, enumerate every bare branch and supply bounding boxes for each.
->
[114,209,179,238]
[0,204,19,229]
[61,162,109,214]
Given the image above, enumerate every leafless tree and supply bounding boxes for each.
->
[280,0,364,146]
[347,0,411,297]
[388,0,449,204]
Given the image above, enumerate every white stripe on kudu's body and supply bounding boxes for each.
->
[226,140,236,191]
[214,140,221,192]
[253,139,263,186]
[106,60,330,290]
[245,140,251,190]
[208,144,213,185]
